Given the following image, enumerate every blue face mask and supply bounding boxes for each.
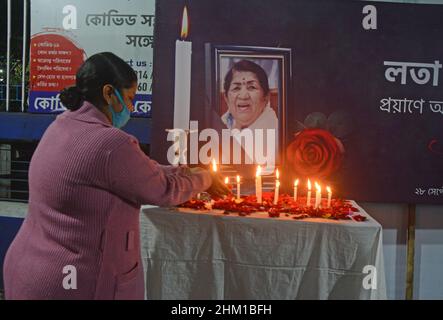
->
[109,89,131,128]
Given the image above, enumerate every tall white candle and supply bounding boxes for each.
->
[236,175,241,200]
[173,6,192,165]
[255,165,262,204]
[327,186,332,208]
[293,179,299,202]
[307,179,312,207]
[315,182,322,209]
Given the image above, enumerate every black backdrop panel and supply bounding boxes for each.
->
[151,0,443,204]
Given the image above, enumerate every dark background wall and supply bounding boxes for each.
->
[152,0,443,204]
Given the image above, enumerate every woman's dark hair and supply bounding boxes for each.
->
[60,52,137,111]
[223,60,270,97]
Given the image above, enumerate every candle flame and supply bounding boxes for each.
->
[315,182,321,192]
[180,6,189,39]
[256,165,262,177]
[212,158,217,172]
[276,180,280,188]
[294,179,299,187]
[236,175,240,183]
[327,186,332,193]
[225,177,229,184]
[275,168,279,180]
[307,179,311,190]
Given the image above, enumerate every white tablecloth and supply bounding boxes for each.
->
[140,201,387,300]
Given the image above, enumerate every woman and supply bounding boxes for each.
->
[3,52,229,300]
[221,60,278,173]
[221,59,278,131]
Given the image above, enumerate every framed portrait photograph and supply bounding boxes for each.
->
[205,45,292,176]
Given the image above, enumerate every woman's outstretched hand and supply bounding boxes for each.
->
[207,171,232,199]
[187,166,232,199]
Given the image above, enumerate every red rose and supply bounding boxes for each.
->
[286,128,344,179]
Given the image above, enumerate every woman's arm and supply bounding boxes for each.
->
[152,161,188,175]
[106,137,212,207]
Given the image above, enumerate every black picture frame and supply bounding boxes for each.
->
[205,44,292,169]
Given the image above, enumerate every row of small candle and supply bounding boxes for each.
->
[297,179,332,208]
[212,160,333,208]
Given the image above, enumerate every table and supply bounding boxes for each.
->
[140,201,387,300]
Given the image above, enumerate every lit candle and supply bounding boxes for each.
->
[211,158,217,172]
[236,175,241,200]
[293,179,299,201]
[224,177,231,195]
[255,165,262,204]
[307,179,312,206]
[172,6,192,165]
[273,169,280,205]
[327,186,332,208]
[273,182,280,205]
[315,182,322,209]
